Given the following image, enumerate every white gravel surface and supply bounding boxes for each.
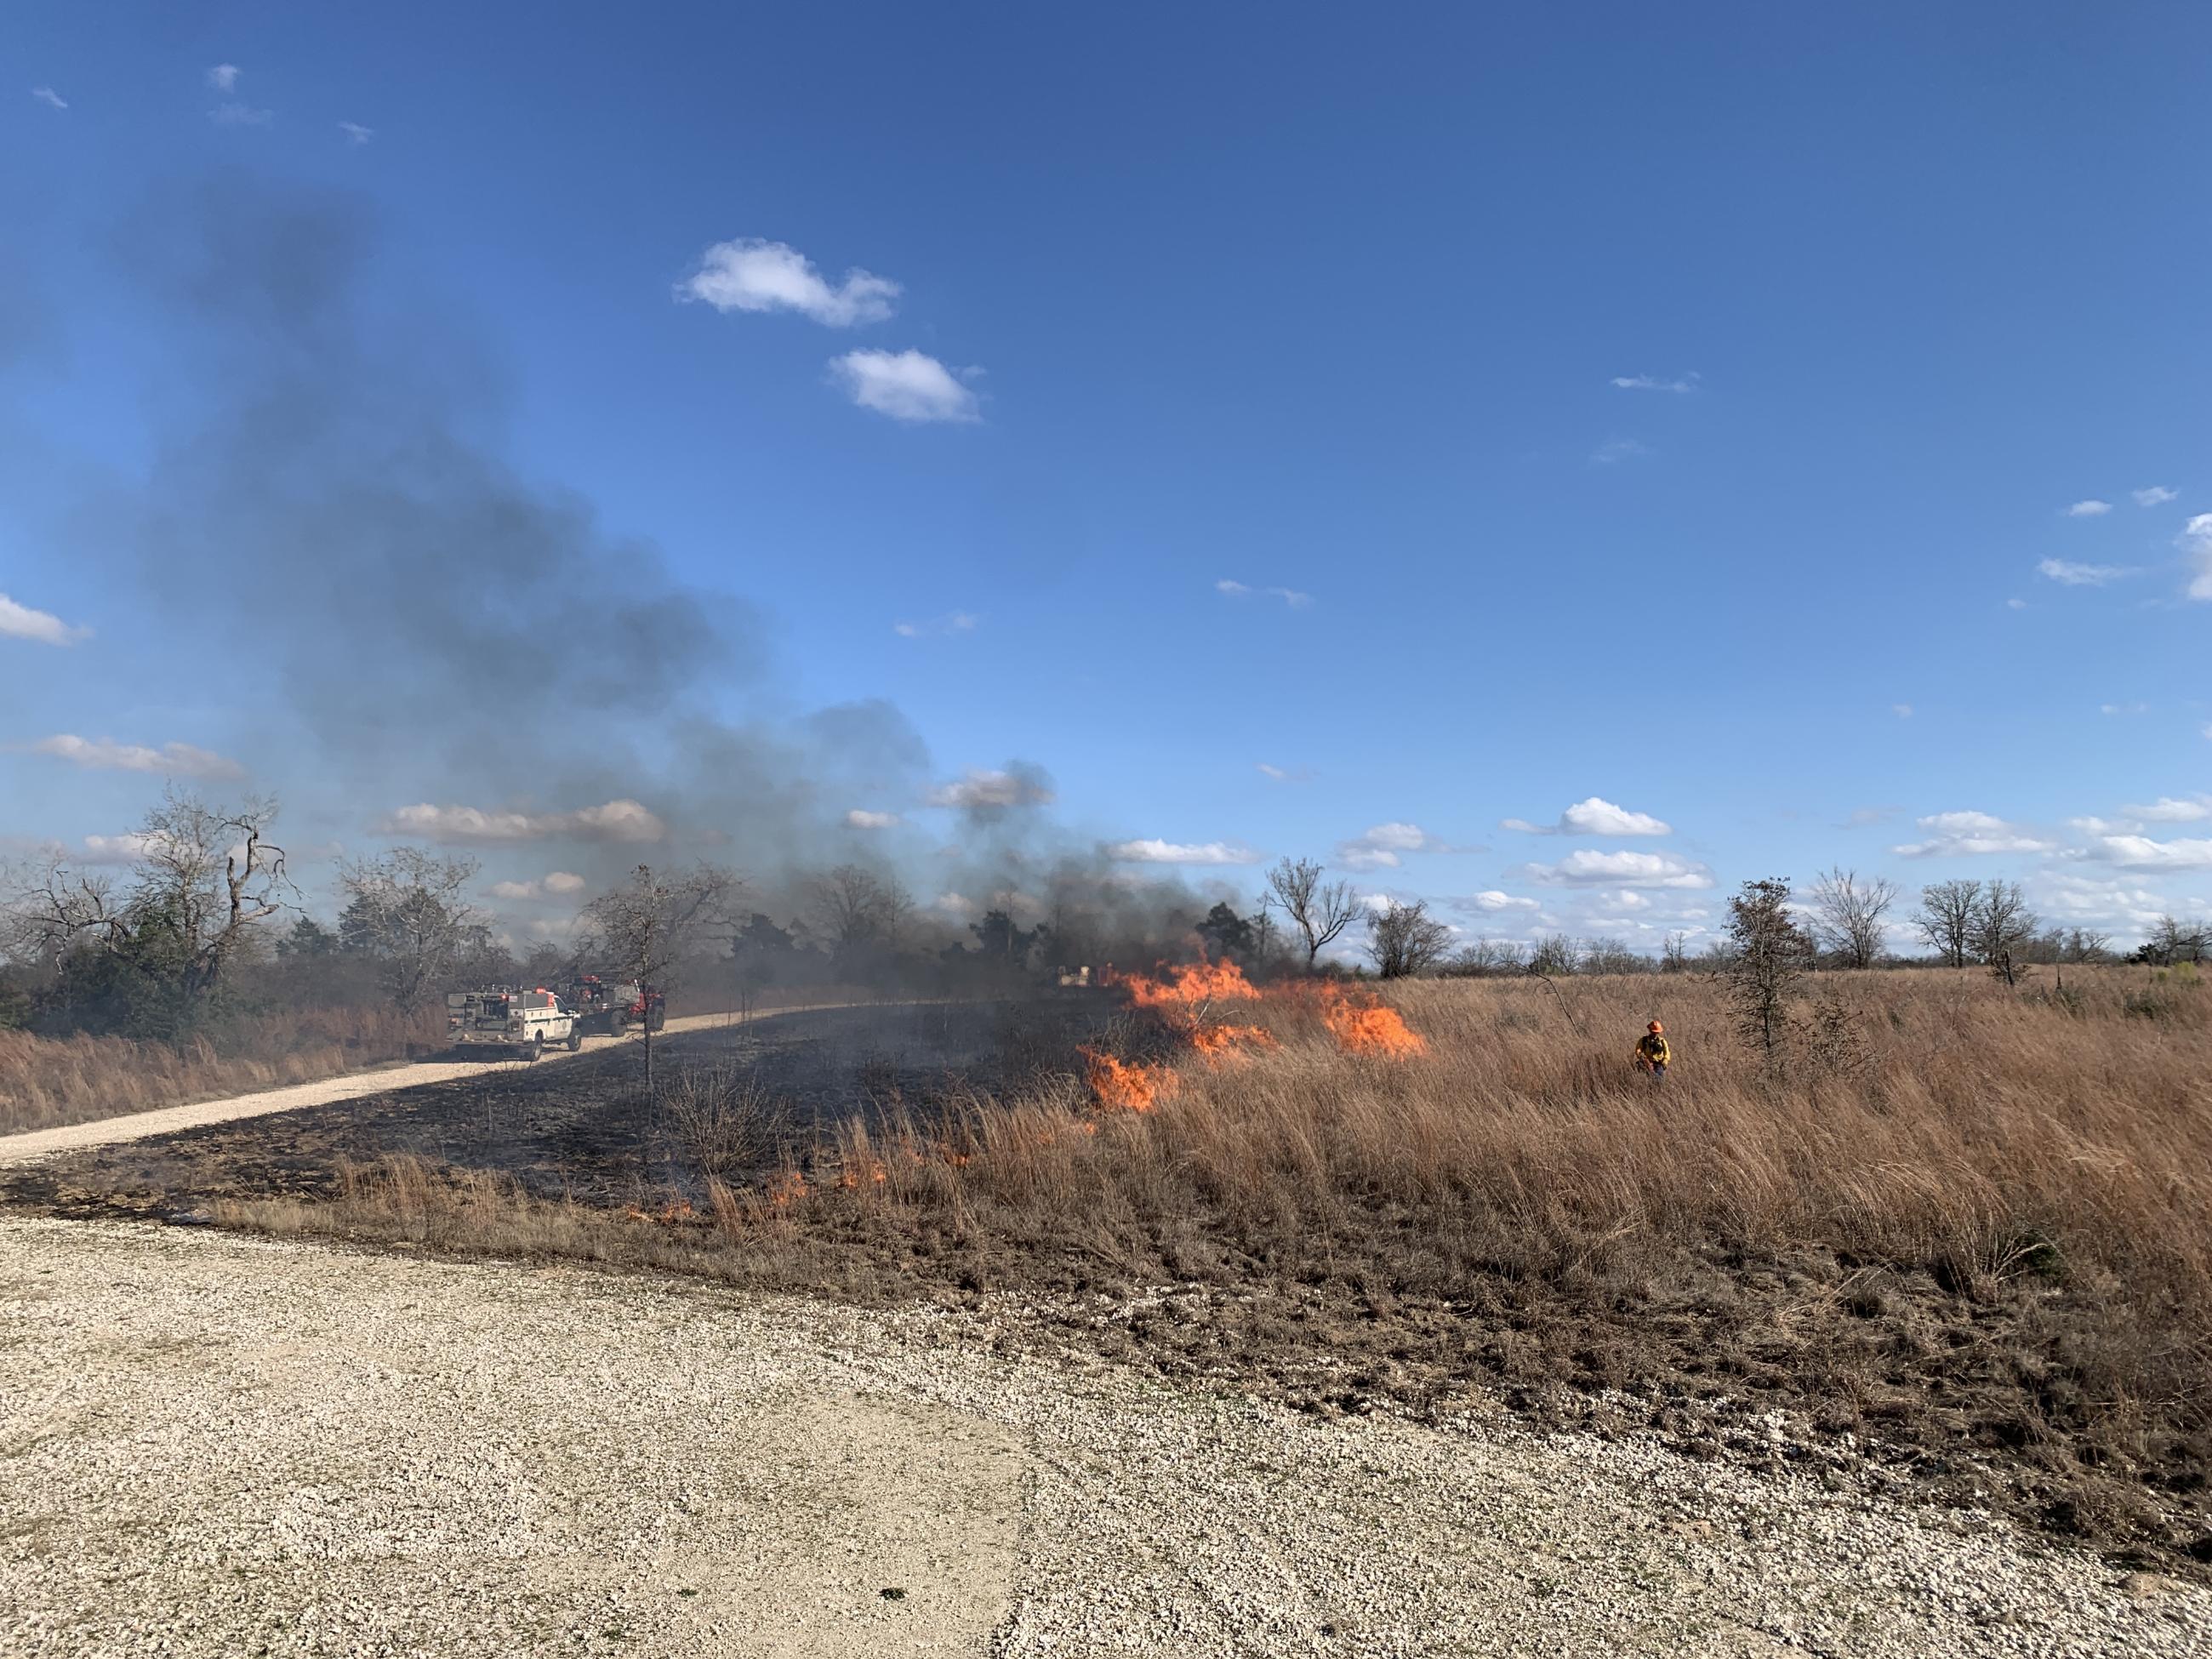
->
[3,1217,2205,1657]
[0,1005,856,1166]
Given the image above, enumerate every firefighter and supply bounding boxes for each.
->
[1633,1019,1671,1081]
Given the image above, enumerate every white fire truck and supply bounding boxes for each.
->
[445,988,584,1061]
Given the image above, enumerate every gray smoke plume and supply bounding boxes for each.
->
[64,175,1219,949]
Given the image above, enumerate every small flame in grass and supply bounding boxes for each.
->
[624,1199,697,1225]
[1189,1023,1275,1064]
[1082,1046,1181,1112]
[765,1170,808,1207]
[1316,984,1428,1058]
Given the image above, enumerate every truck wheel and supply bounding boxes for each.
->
[523,1035,543,1063]
[608,1013,627,1037]
[566,1027,584,1052]
[647,1007,666,1033]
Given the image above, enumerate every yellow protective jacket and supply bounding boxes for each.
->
[1634,1034,1671,1068]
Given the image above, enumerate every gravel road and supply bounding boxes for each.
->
[3,1217,2204,1658]
[0,1005,856,1166]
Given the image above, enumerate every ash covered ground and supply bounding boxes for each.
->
[0,997,1106,1219]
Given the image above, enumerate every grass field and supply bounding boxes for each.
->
[34,964,2212,1567]
[0,1006,438,1136]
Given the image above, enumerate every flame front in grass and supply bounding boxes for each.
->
[1082,1046,1181,1112]
[1117,958,1259,1012]
[1318,985,1428,1058]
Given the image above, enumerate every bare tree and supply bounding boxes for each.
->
[582,864,739,1090]
[1526,935,1578,978]
[4,790,291,1023]
[2141,915,2211,966]
[807,864,897,952]
[337,848,489,1015]
[1970,880,2038,986]
[1913,879,1981,968]
[1365,897,1453,978]
[1806,867,1899,970]
[1660,931,1690,973]
[1263,857,1360,970]
[1450,938,1525,976]
[1725,876,1813,1062]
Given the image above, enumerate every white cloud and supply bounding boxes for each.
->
[377,799,665,844]
[1217,580,1313,607]
[1255,762,1313,784]
[2100,702,2149,716]
[207,64,241,92]
[676,238,899,327]
[892,611,978,638]
[2121,795,2212,824]
[2134,486,2178,507]
[1890,810,2050,858]
[1610,372,1700,393]
[2037,558,2134,587]
[926,768,1053,811]
[1521,849,1714,889]
[1104,838,1263,866]
[30,87,66,110]
[2063,499,2112,517]
[338,122,373,145]
[77,833,160,866]
[1590,437,1650,465]
[1337,822,1461,870]
[2081,834,2212,873]
[1892,703,1913,719]
[2006,597,2027,610]
[2177,515,2212,601]
[846,809,900,830]
[488,873,586,902]
[1452,890,1541,914]
[210,102,273,127]
[0,592,89,646]
[830,349,979,423]
[24,734,244,781]
[1502,796,1671,837]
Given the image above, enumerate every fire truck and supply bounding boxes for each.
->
[562,974,668,1037]
[445,988,583,1060]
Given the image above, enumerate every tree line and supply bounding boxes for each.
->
[6,791,2206,1046]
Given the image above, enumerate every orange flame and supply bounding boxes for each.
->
[1082,1046,1181,1112]
[1316,984,1428,1058]
[765,1170,808,1207]
[1189,1022,1276,1063]
[1116,958,1259,1011]
[624,1199,697,1224]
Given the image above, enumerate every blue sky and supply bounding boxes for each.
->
[4,2,2210,952]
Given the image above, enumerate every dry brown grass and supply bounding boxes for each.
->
[207,966,2212,1561]
[0,1006,439,1136]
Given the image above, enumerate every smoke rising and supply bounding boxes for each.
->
[56,175,1218,954]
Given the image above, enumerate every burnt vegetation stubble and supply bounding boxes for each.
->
[9,963,2212,1576]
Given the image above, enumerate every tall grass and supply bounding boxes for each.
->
[210,966,2212,1552]
[0,1005,438,1135]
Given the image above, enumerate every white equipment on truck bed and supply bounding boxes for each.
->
[445,988,582,1060]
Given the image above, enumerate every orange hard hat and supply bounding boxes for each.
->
[1648,1020,1663,1033]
